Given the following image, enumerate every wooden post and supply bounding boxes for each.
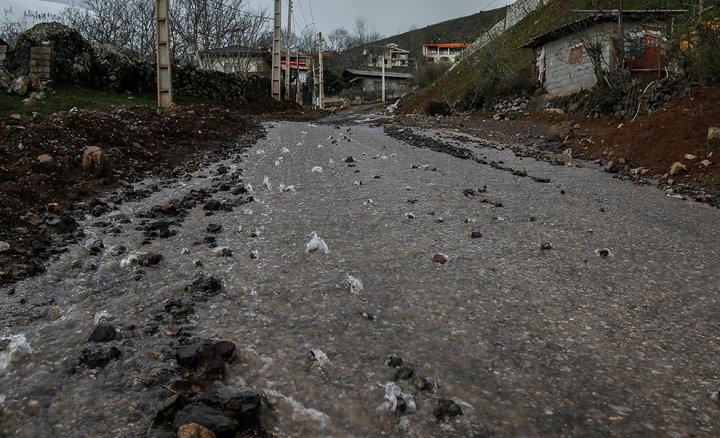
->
[155,0,173,108]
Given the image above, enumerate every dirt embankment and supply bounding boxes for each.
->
[0,105,319,284]
[535,85,720,189]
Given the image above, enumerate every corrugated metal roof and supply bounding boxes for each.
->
[344,69,414,79]
[423,43,471,49]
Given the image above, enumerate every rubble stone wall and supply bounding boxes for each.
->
[0,45,7,67]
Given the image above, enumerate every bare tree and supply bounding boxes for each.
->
[327,27,351,53]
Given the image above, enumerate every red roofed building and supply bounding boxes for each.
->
[422,43,471,64]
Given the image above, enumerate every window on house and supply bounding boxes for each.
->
[569,45,583,65]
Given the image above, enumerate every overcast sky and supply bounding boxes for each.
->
[2,0,514,37]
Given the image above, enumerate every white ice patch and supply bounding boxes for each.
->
[263,389,330,429]
[378,382,415,414]
[345,274,364,295]
[306,232,329,254]
[282,147,291,154]
[94,310,111,325]
[0,334,33,376]
[311,166,323,174]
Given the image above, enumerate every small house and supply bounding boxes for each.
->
[343,68,414,100]
[363,43,413,69]
[522,11,684,96]
[422,43,470,64]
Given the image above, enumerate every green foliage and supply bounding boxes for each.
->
[684,19,720,85]
[414,63,450,88]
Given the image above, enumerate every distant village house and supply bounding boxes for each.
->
[422,43,470,64]
[363,43,413,69]
[522,11,684,96]
[343,68,414,100]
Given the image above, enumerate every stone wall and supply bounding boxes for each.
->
[0,45,7,67]
[30,46,53,80]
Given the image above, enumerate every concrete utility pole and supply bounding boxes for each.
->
[381,55,386,102]
[271,0,282,100]
[285,0,293,100]
[155,0,173,108]
[296,48,302,105]
[318,32,324,109]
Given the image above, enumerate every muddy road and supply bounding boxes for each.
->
[2,114,720,437]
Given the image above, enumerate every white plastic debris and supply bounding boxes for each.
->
[306,232,329,254]
[255,149,266,155]
[284,185,296,192]
[404,186,412,191]
[311,166,323,174]
[329,158,334,164]
[262,176,272,190]
[0,334,33,376]
[181,248,190,255]
[309,348,330,366]
[245,183,254,195]
[94,310,111,325]
[282,147,291,154]
[381,155,388,160]
[275,160,281,166]
[353,180,362,186]
[345,274,364,295]
[317,144,324,149]
[363,199,375,206]
[377,382,415,414]
[301,131,308,135]
[243,208,253,216]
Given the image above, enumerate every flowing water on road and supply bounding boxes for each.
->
[2,116,720,437]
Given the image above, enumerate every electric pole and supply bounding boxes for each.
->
[155,0,173,108]
[296,48,302,105]
[318,32,324,110]
[271,0,282,100]
[381,55,386,102]
[285,0,293,101]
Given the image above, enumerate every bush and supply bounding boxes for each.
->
[684,23,720,85]
[414,63,450,88]
[425,100,452,116]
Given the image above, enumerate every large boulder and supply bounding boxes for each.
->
[709,127,720,149]
[6,22,94,84]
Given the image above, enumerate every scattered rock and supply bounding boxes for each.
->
[395,366,415,381]
[88,322,117,342]
[540,242,553,251]
[594,248,614,258]
[189,274,222,295]
[172,405,238,436]
[684,154,697,160]
[434,398,463,420]
[669,162,687,175]
[0,242,10,253]
[433,253,448,264]
[78,346,122,368]
[386,355,404,368]
[207,224,222,233]
[175,338,235,378]
[708,127,720,148]
[470,231,482,239]
[177,423,216,438]
[82,146,111,177]
[344,156,355,163]
[37,154,53,163]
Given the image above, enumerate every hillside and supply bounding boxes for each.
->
[400,0,692,113]
[330,6,508,71]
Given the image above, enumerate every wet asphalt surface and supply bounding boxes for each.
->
[2,114,720,437]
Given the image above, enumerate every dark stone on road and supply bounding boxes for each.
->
[540,242,553,251]
[386,355,404,368]
[413,376,436,392]
[88,322,117,342]
[79,346,122,368]
[139,252,163,267]
[434,398,463,420]
[471,231,482,239]
[433,254,448,264]
[204,200,222,211]
[207,224,222,233]
[221,388,261,430]
[344,156,355,163]
[395,366,415,380]
[189,274,222,295]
